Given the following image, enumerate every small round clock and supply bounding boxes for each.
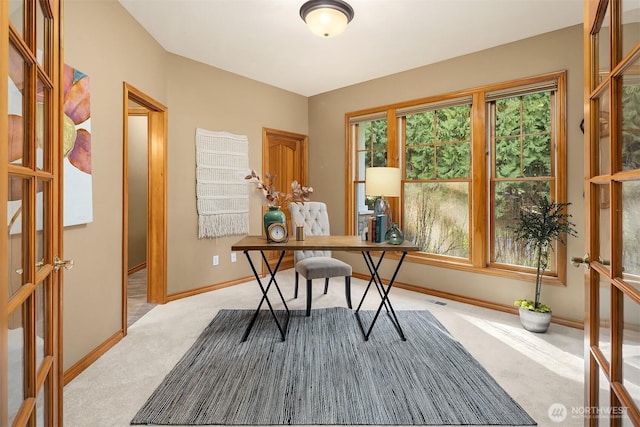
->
[267,222,288,243]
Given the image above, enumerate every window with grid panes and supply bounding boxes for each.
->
[346,72,567,281]
[488,85,559,272]
[352,115,388,236]
[401,101,472,260]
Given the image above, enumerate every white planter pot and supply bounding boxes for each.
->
[519,307,551,333]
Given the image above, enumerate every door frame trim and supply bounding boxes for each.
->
[122,83,168,334]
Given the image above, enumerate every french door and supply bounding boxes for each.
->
[3,0,64,425]
[583,0,640,425]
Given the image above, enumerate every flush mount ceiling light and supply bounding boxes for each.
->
[299,0,355,38]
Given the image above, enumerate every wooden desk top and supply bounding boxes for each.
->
[231,235,419,252]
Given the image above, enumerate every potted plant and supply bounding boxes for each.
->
[512,195,577,333]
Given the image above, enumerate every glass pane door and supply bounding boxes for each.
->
[3,0,62,425]
[585,0,640,424]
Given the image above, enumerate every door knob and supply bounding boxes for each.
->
[570,253,589,267]
[16,260,44,275]
[54,256,74,272]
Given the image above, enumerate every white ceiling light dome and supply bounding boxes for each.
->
[299,0,355,38]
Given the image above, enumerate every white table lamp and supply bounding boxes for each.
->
[365,167,401,226]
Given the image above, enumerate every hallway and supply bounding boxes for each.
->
[127,268,155,327]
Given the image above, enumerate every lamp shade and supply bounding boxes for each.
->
[300,0,354,38]
[365,167,401,197]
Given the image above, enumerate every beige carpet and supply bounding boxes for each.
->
[64,269,585,427]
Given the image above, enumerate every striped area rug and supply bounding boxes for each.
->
[131,307,536,425]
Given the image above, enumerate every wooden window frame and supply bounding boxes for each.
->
[345,71,569,285]
[487,78,566,285]
[400,101,473,261]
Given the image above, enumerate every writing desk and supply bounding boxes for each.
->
[231,235,419,342]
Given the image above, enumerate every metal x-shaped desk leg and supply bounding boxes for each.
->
[240,250,290,342]
[355,251,408,341]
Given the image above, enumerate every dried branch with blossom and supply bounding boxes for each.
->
[245,169,313,206]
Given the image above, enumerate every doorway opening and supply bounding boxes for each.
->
[123,83,168,333]
[126,107,154,326]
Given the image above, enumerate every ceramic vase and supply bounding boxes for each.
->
[263,206,286,235]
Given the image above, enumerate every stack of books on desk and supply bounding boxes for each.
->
[367,214,387,243]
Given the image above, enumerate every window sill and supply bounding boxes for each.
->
[374,251,567,287]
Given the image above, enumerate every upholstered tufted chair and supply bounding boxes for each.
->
[288,202,352,316]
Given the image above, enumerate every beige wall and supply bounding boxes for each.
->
[308,25,586,321]
[127,115,147,269]
[164,55,308,295]
[62,0,308,370]
[63,0,167,369]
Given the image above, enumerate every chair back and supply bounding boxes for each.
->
[288,202,332,261]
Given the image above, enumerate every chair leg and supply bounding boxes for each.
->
[306,279,312,316]
[324,278,329,294]
[345,276,352,309]
[294,271,299,298]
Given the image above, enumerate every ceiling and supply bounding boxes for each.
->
[118,0,585,97]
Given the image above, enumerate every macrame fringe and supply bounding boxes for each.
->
[199,214,249,239]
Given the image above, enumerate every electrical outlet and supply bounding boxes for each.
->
[213,255,219,266]
[231,252,237,263]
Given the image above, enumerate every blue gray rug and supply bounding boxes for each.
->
[131,307,536,425]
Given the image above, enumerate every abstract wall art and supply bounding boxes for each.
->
[62,63,93,226]
[7,63,93,233]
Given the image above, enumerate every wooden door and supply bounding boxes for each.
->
[3,0,64,425]
[583,0,640,424]
[262,128,308,270]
